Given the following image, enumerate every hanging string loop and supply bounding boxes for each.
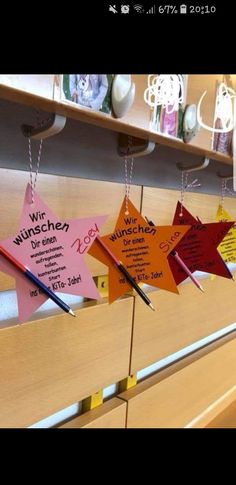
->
[124,135,134,215]
[28,137,43,204]
[220,178,234,216]
[179,172,201,216]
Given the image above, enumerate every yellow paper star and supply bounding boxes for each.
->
[211,205,236,280]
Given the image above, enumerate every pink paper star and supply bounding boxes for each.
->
[0,184,107,322]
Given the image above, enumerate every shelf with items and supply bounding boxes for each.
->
[0,83,233,166]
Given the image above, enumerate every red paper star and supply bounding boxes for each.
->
[168,201,235,285]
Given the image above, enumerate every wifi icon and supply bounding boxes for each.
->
[133,4,144,13]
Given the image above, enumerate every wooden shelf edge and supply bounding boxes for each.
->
[184,385,236,428]
[0,84,233,165]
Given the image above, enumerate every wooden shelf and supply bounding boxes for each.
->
[0,84,233,165]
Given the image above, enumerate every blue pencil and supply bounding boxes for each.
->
[0,245,76,317]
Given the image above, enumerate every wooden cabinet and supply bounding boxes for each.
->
[119,334,236,428]
[131,273,236,374]
[59,398,127,428]
[206,390,236,428]
[0,296,133,428]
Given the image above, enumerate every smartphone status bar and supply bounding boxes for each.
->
[107,4,217,15]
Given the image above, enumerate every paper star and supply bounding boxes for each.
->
[214,205,236,263]
[0,184,106,322]
[89,197,190,303]
[211,205,236,281]
[168,201,234,285]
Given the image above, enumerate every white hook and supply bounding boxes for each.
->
[217,171,233,182]
[22,113,66,140]
[118,134,155,159]
[176,157,210,173]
